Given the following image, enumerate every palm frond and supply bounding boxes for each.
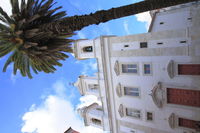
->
[0,0,73,78]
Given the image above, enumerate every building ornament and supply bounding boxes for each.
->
[151,82,165,108]
[116,83,122,97]
[118,104,124,118]
[167,60,175,79]
[168,113,176,129]
[114,60,120,76]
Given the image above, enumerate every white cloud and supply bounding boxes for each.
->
[77,95,101,109]
[77,31,86,39]
[123,20,130,34]
[21,80,103,133]
[135,11,152,30]
[76,60,97,75]
[10,70,20,84]
[0,0,12,16]
[100,23,112,35]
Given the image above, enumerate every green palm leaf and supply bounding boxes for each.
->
[0,0,73,78]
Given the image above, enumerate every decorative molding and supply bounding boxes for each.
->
[151,82,165,108]
[118,104,124,118]
[168,113,176,129]
[167,60,175,79]
[116,83,122,97]
[114,60,120,76]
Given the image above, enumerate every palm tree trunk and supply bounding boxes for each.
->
[41,0,198,33]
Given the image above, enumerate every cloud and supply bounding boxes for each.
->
[82,60,97,75]
[21,80,103,133]
[77,95,101,109]
[10,70,20,84]
[100,23,112,35]
[135,11,152,30]
[76,60,97,75]
[123,20,130,34]
[0,1,12,16]
[77,31,86,39]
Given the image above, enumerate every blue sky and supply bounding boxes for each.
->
[0,0,151,132]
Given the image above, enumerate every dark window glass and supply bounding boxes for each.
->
[140,42,148,48]
[146,112,153,121]
[144,64,151,74]
[83,46,93,52]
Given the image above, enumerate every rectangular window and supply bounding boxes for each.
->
[140,42,148,48]
[124,87,140,97]
[179,118,199,130]
[91,118,101,125]
[143,64,151,75]
[178,64,200,75]
[88,84,98,90]
[122,64,138,74]
[126,108,141,119]
[146,112,153,121]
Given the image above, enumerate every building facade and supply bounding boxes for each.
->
[74,2,200,133]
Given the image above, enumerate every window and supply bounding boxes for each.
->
[124,45,129,48]
[160,22,164,25]
[143,64,151,75]
[124,87,140,97]
[146,112,153,121]
[178,64,200,75]
[180,41,186,43]
[157,42,163,45]
[140,42,148,48]
[96,107,103,111]
[91,118,101,125]
[88,84,98,90]
[121,64,138,74]
[83,46,93,52]
[126,108,141,119]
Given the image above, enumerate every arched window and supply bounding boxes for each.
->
[83,46,93,52]
[91,118,101,125]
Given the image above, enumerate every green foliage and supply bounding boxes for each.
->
[0,0,74,78]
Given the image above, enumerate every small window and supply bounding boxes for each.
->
[83,46,93,52]
[157,42,163,45]
[146,112,153,121]
[122,64,138,74]
[187,17,192,20]
[96,107,103,111]
[143,64,151,75]
[91,118,101,125]
[124,45,129,48]
[88,84,98,90]
[126,108,141,119]
[160,22,164,25]
[124,87,140,97]
[180,41,186,43]
[140,42,147,48]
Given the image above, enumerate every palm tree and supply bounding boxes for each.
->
[0,0,197,78]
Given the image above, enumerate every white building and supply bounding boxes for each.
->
[74,2,200,133]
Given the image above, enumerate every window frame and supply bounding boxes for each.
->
[82,46,93,53]
[140,42,148,48]
[146,111,154,122]
[88,84,99,91]
[142,63,153,76]
[91,118,102,126]
[119,62,139,75]
[124,107,142,119]
[122,85,141,98]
